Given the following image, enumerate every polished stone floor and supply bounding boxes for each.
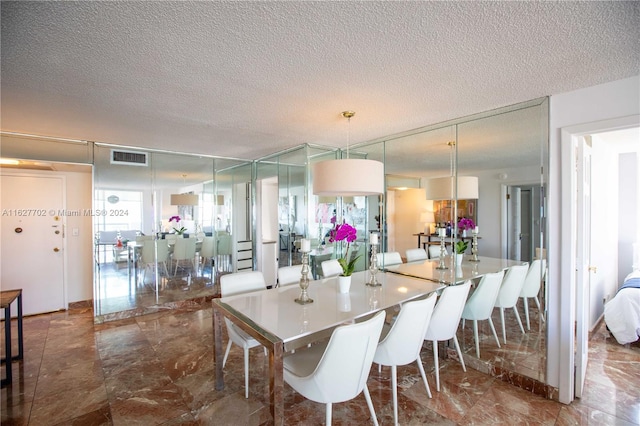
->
[2,302,639,425]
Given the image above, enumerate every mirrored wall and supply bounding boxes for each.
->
[92,144,250,322]
[353,98,549,384]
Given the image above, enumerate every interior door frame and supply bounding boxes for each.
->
[558,114,640,403]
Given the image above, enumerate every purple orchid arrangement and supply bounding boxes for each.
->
[329,222,360,276]
[169,215,186,235]
[458,217,475,231]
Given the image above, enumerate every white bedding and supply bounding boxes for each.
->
[604,271,640,345]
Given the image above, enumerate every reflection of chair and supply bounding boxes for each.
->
[374,293,437,425]
[519,259,546,330]
[405,248,428,263]
[424,281,471,391]
[321,259,343,278]
[312,253,332,279]
[199,236,215,275]
[216,232,233,272]
[461,271,504,357]
[278,264,303,287]
[165,233,178,245]
[171,237,197,275]
[140,239,170,282]
[376,251,403,267]
[428,245,447,259]
[494,264,528,343]
[283,310,385,426]
[220,271,267,398]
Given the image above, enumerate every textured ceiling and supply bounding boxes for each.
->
[1,1,639,163]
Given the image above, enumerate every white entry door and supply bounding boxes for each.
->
[1,173,66,315]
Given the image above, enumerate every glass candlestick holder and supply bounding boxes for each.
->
[469,230,480,262]
[367,242,381,286]
[294,250,314,304]
[436,234,448,270]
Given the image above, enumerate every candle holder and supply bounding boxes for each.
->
[469,229,480,262]
[367,242,381,286]
[295,250,314,304]
[436,231,448,270]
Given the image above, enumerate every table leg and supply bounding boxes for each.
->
[212,307,224,391]
[16,292,23,360]
[1,305,12,387]
[268,341,285,425]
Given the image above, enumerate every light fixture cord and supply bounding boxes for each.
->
[346,115,351,159]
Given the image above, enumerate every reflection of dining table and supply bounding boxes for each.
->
[212,270,444,424]
[384,255,527,285]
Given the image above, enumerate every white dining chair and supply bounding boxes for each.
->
[428,245,447,259]
[277,264,303,287]
[460,271,504,358]
[405,248,428,263]
[519,259,546,330]
[283,310,385,426]
[171,237,197,275]
[374,293,437,425]
[220,271,268,398]
[424,280,471,391]
[198,236,215,276]
[216,232,233,273]
[139,239,170,283]
[321,259,343,278]
[494,264,529,343]
[375,251,403,267]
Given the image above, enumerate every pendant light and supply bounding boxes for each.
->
[424,141,478,200]
[312,111,384,196]
[170,174,199,206]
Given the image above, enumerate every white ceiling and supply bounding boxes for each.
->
[1,1,639,162]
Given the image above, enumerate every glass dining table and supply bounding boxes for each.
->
[211,270,445,424]
[384,255,528,285]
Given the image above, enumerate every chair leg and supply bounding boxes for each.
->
[500,307,507,344]
[391,365,398,426]
[452,335,466,372]
[534,296,545,323]
[432,340,440,391]
[473,320,480,358]
[487,317,501,348]
[243,346,249,398]
[523,297,531,330]
[363,384,379,426]
[326,402,332,426]
[416,357,432,398]
[222,340,232,367]
[513,306,525,334]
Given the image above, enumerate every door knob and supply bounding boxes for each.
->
[53,247,60,252]
[588,266,597,273]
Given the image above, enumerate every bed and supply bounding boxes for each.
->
[604,270,640,345]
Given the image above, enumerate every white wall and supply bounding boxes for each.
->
[387,188,430,257]
[548,75,640,398]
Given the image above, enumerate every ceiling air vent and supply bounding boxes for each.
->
[110,149,148,166]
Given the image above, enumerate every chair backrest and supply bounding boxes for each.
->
[98,230,119,244]
[155,239,169,262]
[165,234,178,244]
[520,259,545,298]
[141,239,169,263]
[217,233,232,255]
[199,236,215,258]
[376,293,437,366]
[119,230,140,241]
[308,310,385,404]
[461,271,504,320]
[278,264,303,286]
[220,271,267,296]
[136,235,153,243]
[376,251,403,267]
[495,264,529,308]
[405,248,428,263]
[321,259,343,278]
[173,237,197,260]
[428,245,447,259]
[425,281,471,341]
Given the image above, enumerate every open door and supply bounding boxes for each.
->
[507,186,522,260]
[575,137,592,398]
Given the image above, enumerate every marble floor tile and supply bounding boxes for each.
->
[1,306,639,425]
